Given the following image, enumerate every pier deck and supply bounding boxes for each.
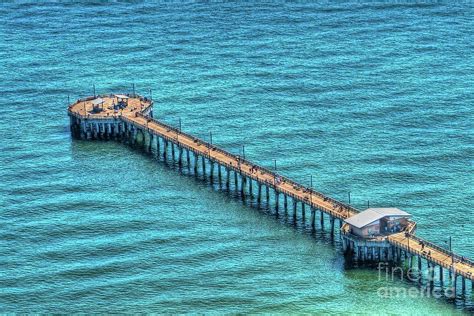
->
[68,95,473,287]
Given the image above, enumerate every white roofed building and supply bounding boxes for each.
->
[344,208,411,238]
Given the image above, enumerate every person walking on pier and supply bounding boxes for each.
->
[420,241,425,250]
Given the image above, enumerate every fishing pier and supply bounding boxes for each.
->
[68,93,473,300]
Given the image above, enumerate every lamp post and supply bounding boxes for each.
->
[405,231,410,251]
[242,145,245,160]
[274,159,277,171]
[175,119,181,142]
[310,175,313,205]
[449,236,453,265]
[208,131,212,156]
[348,191,351,204]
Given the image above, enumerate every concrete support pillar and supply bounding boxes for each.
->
[429,264,435,289]
[275,190,279,211]
[439,266,444,284]
[248,179,253,197]
[193,153,198,174]
[131,129,137,145]
[163,140,168,160]
[284,194,288,210]
[186,149,190,167]
[293,198,297,219]
[201,156,206,175]
[462,277,466,294]
[178,148,183,166]
[301,203,306,220]
[310,208,316,228]
[210,161,214,181]
[242,176,247,197]
[218,164,222,184]
[320,211,324,228]
[257,183,262,202]
[226,168,230,188]
[80,121,86,139]
[171,143,176,160]
[234,171,238,189]
[266,186,270,203]
[418,256,422,281]
[453,274,458,295]
[148,133,153,152]
[330,217,335,235]
[156,136,160,156]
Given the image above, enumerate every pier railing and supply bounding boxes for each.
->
[406,234,474,267]
[132,112,360,219]
[389,237,474,281]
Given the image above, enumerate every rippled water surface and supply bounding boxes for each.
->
[1,2,473,314]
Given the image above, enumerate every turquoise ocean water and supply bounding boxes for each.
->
[1,2,473,314]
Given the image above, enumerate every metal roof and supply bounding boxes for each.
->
[345,208,411,229]
[115,94,129,99]
[91,98,104,106]
[368,208,411,217]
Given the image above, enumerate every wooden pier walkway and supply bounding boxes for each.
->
[68,94,473,296]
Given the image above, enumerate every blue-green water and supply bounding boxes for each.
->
[1,2,473,314]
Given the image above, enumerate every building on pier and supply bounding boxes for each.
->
[345,208,411,237]
[115,94,129,109]
[341,208,413,262]
[91,97,105,113]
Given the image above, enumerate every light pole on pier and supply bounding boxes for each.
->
[405,231,410,251]
[449,236,453,265]
[242,145,245,160]
[208,131,212,156]
[274,159,277,171]
[93,84,96,98]
[348,191,351,204]
[310,175,313,205]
